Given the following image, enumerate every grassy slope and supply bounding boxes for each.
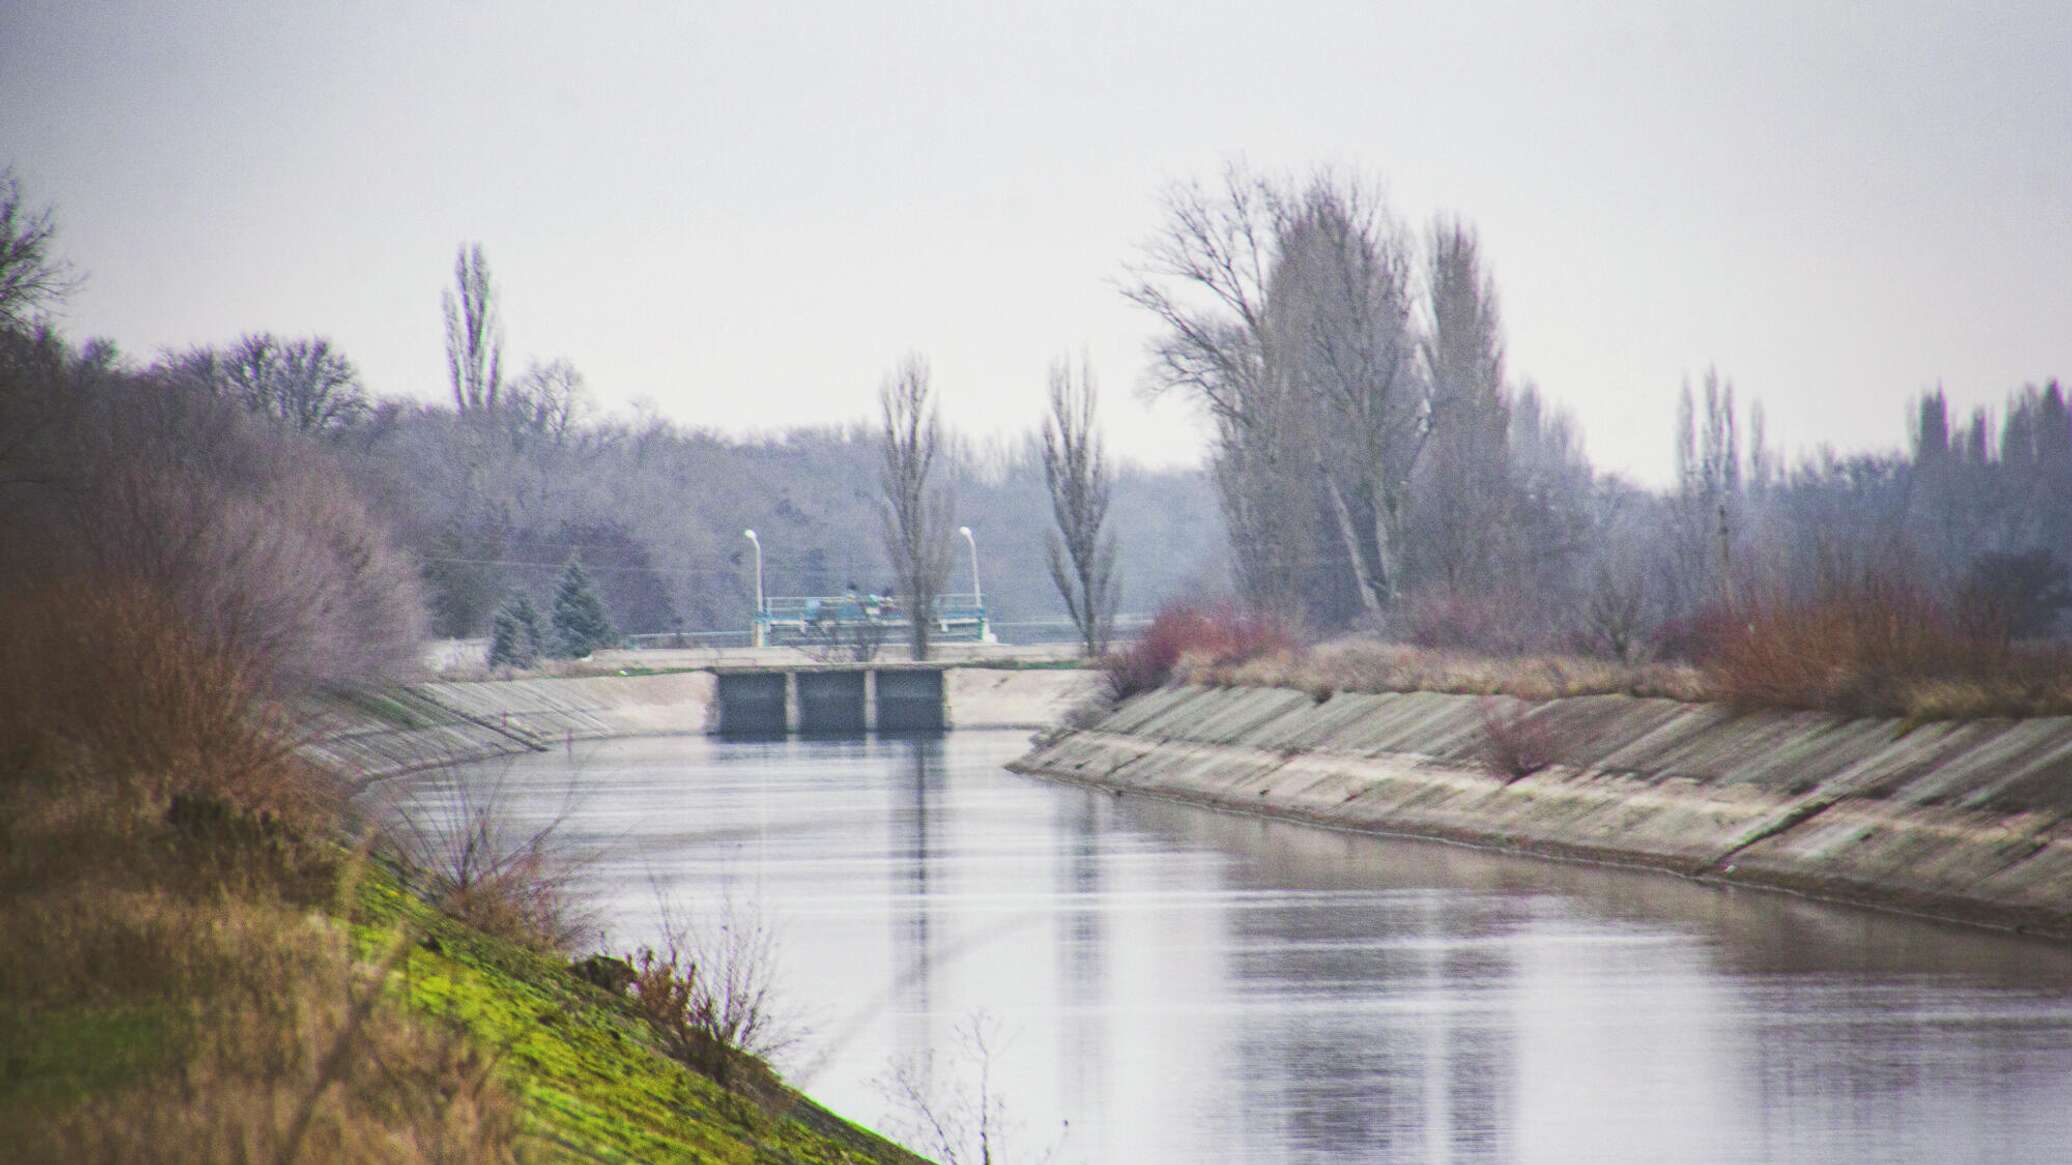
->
[1,853,923,1164]
[351,865,924,1164]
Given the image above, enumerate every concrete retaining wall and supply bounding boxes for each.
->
[1010,684,2072,938]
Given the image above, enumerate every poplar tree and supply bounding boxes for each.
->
[878,355,955,661]
[1041,355,1119,656]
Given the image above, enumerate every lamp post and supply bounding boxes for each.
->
[959,523,981,611]
[744,529,763,648]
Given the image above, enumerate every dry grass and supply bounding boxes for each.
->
[1178,590,2072,722]
[1193,638,1711,704]
[0,868,518,1163]
[0,582,522,1163]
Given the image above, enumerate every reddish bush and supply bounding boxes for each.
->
[1690,568,2067,718]
[1650,604,1747,665]
[1102,601,1298,701]
[1401,587,1561,656]
[1476,696,1559,782]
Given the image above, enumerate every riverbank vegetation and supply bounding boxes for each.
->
[16,157,2066,690]
[1116,164,2069,711]
[1090,162,2070,718]
[1116,584,2072,721]
[0,388,922,1164]
[0,188,920,1158]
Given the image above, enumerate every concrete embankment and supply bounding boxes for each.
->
[1010,684,2072,939]
[307,666,1092,781]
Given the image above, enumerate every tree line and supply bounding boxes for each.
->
[5,158,2064,673]
[1125,163,2071,655]
[0,168,1220,665]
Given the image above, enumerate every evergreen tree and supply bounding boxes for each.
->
[487,593,546,669]
[551,558,617,658]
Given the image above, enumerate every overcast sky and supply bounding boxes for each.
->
[5,1,2067,483]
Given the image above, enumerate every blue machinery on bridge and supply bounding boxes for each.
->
[742,526,990,650]
[751,592,990,648]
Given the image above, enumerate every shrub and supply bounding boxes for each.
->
[626,895,798,1097]
[1476,696,1560,782]
[385,764,591,952]
[1101,601,1298,701]
[1399,587,1562,656]
[81,408,424,691]
[874,1010,1053,1165]
[569,953,635,994]
[1694,567,2072,719]
[0,584,517,1161]
[0,581,325,819]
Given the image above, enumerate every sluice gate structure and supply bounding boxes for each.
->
[714,663,949,735]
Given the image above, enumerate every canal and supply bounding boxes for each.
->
[412,731,2072,1163]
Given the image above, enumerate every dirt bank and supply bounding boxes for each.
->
[1010,684,2072,939]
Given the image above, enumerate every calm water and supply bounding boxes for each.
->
[415,732,2072,1164]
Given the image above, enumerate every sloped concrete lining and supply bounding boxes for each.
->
[307,667,1093,782]
[1009,684,2072,939]
[945,666,1098,731]
[305,673,718,781]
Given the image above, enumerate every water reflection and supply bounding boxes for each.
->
[420,731,2072,1164]
[892,736,940,1074]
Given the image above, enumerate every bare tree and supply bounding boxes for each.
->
[442,243,503,416]
[159,334,369,434]
[1582,560,1651,661]
[1268,175,1425,616]
[878,355,955,660]
[0,167,81,331]
[1127,164,1429,625]
[1124,165,1306,617]
[1668,367,1741,613]
[503,357,588,449]
[1040,355,1119,656]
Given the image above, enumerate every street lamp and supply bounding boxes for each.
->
[743,529,763,647]
[958,526,981,610]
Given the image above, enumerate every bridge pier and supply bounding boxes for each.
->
[715,664,944,736]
